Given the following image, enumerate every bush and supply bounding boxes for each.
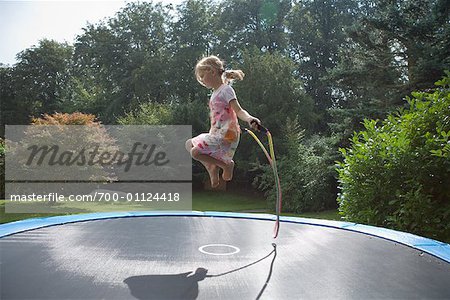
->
[337,73,450,242]
[171,100,209,136]
[117,102,173,125]
[31,112,100,125]
[253,117,338,213]
[9,112,118,182]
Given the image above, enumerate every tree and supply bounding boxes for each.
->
[360,0,449,91]
[11,39,73,118]
[168,0,214,103]
[0,65,26,132]
[287,0,358,132]
[331,0,449,116]
[328,25,404,149]
[236,49,314,132]
[73,2,172,122]
[110,1,172,105]
[214,0,291,59]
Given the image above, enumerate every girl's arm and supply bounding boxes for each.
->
[230,99,261,130]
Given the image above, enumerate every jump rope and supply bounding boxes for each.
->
[241,120,282,238]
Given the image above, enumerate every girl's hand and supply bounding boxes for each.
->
[248,117,262,131]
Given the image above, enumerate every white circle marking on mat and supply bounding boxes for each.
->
[198,244,240,256]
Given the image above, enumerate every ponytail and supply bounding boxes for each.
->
[223,69,245,84]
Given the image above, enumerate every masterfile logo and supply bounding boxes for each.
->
[25,142,170,172]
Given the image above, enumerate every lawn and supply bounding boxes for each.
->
[0,190,341,224]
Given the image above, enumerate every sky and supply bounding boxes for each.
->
[0,0,184,66]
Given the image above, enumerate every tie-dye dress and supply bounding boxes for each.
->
[192,84,241,163]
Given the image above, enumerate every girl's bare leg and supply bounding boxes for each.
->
[222,160,234,181]
[190,147,234,182]
[205,164,220,188]
[186,140,220,187]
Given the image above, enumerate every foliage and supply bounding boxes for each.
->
[329,0,449,154]
[1,40,73,126]
[169,0,214,102]
[287,0,357,132]
[73,2,172,122]
[253,116,338,212]
[31,112,99,125]
[0,66,24,132]
[358,0,449,91]
[171,100,209,136]
[215,0,291,57]
[234,49,315,166]
[117,102,174,125]
[337,73,450,241]
[8,112,119,182]
[331,0,449,109]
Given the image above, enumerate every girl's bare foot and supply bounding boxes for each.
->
[206,164,220,188]
[222,160,235,181]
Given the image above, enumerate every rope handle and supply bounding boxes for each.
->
[250,119,268,133]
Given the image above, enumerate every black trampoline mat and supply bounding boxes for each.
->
[1,216,449,299]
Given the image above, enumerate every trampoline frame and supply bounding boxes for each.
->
[1,211,449,263]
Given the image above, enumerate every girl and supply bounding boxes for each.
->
[185,55,261,188]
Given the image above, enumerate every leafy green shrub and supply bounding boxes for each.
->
[337,73,450,241]
[253,117,338,212]
[117,100,209,136]
[117,102,174,125]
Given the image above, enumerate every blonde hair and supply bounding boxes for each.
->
[195,55,244,86]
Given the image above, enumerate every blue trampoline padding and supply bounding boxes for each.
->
[1,211,449,263]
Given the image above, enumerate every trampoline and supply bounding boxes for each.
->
[1,211,449,299]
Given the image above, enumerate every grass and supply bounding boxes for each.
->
[191,191,268,212]
[0,190,341,224]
